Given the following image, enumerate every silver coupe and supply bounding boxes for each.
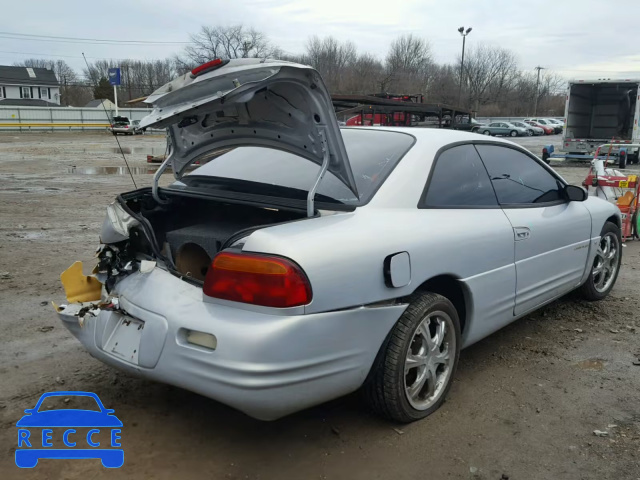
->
[57,59,622,423]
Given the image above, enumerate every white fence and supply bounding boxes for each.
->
[0,106,564,132]
[0,105,153,131]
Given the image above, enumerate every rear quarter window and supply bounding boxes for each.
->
[422,144,497,208]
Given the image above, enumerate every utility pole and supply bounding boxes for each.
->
[457,26,472,107]
[126,63,132,101]
[533,66,545,116]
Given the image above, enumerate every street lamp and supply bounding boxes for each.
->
[457,26,472,107]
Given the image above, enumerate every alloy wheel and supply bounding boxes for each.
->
[404,311,455,410]
[592,232,620,293]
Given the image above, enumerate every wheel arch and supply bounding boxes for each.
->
[410,274,470,336]
[606,214,621,229]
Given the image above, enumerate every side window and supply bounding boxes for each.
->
[422,144,498,207]
[475,145,564,205]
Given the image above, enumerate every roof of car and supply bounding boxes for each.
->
[341,126,515,146]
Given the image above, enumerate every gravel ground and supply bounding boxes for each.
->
[0,132,639,479]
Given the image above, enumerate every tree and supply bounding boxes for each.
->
[460,44,518,111]
[84,59,177,104]
[175,25,276,73]
[385,34,433,93]
[93,77,114,102]
[302,36,357,92]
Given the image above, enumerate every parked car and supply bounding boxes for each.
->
[525,120,554,135]
[544,118,565,132]
[476,122,528,137]
[109,116,143,135]
[511,121,544,136]
[58,59,621,423]
[525,118,562,134]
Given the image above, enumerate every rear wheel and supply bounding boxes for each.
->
[579,222,621,300]
[619,153,627,169]
[483,130,491,136]
[363,292,461,423]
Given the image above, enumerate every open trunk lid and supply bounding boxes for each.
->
[140,58,358,201]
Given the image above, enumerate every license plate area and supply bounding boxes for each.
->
[103,315,144,365]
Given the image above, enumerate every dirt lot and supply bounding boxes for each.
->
[0,132,639,479]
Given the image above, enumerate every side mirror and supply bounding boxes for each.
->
[565,184,587,202]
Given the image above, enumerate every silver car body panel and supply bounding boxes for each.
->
[60,126,621,419]
[58,267,407,420]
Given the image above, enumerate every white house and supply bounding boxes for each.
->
[0,65,61,106]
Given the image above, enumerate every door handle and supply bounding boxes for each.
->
[514,227,530,241]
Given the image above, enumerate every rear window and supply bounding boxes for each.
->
[177,129,415,205]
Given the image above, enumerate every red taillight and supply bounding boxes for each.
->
[203,252,312,308]
[191,58,227,77]
[124,125,129,129]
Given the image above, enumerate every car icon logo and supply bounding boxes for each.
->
[15,391,123,468]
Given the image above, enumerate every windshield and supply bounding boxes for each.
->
[174,129,415,206]
[37,395,101,412]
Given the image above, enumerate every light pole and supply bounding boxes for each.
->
[457,26,472,107]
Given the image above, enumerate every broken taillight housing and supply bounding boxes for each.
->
[203,252,312,308]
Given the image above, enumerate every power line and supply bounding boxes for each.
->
[0,50,107,59]
[0,31,189,45]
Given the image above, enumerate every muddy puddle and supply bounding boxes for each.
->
[66,166,158,175]
[66,164,197,175]
[109,147,166,155]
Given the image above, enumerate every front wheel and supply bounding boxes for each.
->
[527,129,533,136]
[363,292,461,423]
[483,130,491,136]
[579,222,621,300]
[510,130,518,137]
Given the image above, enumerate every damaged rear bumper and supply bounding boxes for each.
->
[58,266,406,420]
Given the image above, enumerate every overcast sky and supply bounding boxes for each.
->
[1,0,639,80]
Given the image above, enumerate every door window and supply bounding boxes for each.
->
[475,145,564,205]
[421,145,497,207]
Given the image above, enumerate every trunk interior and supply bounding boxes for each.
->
[566,83,638,140]
[123,190,306,281]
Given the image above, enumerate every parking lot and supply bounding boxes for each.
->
[0,131,639,479]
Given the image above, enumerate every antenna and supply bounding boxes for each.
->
[81,52,137,189]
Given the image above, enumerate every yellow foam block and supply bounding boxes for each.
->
[60,261,102,303]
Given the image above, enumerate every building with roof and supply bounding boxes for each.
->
[0,65,61,106]
[85,98,117,110]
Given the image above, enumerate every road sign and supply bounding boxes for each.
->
[108,68,121,86]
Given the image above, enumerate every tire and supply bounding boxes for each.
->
[510,130,518,137]
[483,130,491,136]
[619,153,627,169]
[579,222,622,301]
[363,292,461,423]
[527,129,533,136]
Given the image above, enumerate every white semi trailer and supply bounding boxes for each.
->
[543,79,640,167]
